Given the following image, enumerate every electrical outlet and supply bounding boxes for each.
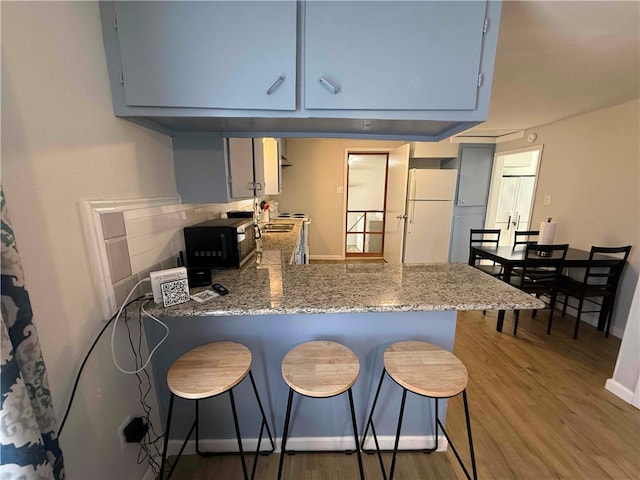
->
[337,186,344,194]
[544,195,551,206]
[117,416,132,450]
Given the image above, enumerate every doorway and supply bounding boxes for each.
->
[485,146,543,246]
[345,153,389,257]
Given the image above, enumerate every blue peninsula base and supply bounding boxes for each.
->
[145,310,459,454]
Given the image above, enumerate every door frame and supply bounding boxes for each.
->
[485,144,544,242]
[342,147,393,259]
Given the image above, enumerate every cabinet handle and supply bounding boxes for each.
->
[266,75,285,95]
[255,182,263,191]
[248,182,255,191]
[319,76,339,94]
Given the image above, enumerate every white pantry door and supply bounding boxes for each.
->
[383,144,410,264]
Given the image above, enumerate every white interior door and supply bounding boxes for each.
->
[383,144,410,264]
[486,146,542,246]
[495,177,519,245]
[513,176,536,231]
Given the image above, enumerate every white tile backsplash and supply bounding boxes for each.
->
[84,196,258,317]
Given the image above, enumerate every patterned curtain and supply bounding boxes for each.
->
[1,187,65,479]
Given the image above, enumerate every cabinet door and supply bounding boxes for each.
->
[227,138,256,199]
[114,1,296,110]
[263,138,282,195]
[456,145,494,206]
[449,213,485,263]
[304,1,487,110]
[173,133,231,204]
[252,139,266,196]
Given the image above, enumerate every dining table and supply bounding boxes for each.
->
[469,245,624,333]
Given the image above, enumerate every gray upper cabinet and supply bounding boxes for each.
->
[456,144,494,206]
[173,133,232,204]
[114,1,297,110]
[304,1,487,111]
[100,1,501,140]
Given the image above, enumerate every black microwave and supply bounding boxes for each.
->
[184,218,256,281]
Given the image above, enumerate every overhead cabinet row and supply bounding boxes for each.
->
[100,1,501,139]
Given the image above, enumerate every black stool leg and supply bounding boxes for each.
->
[229,388,249,480]
[437,390,477,480]
[389,388,408,480]
[514,310,520,335]
[277,388,294,480]
[462,390,478,480]
[347,388,365,480]
[159,393,175,480]
[361,369,387,479]
[432,398,439,452]
[249,370,275,453]
[195,399,209,456]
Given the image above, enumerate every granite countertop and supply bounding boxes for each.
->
[255,218,304,265]
[149,260,545,317]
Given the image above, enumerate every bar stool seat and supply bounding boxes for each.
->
[384,341,468,397]
[363,341,477,480]
[159,342,274,480]
[277,340,364,480]
[168,341,251,399]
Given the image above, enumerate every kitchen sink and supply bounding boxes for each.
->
[261,222,295,232]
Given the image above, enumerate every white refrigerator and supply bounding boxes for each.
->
[403,169,458,263]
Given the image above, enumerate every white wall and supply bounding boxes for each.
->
[1,3,176,478]
[279,139,403,258]
[606,280,640,407]
[496,99,640,335]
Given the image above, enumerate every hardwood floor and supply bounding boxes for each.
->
[165,309,639,479]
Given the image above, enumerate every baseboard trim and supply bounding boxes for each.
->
[166,434,448,456]
[605,378,635,404]
[558,302,623,338]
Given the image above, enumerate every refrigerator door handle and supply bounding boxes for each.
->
[407,201,416,233]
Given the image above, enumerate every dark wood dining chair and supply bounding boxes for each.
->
[556,245,631,339]
[511,230,540,280]
[513,230,539,247]
[509,243,569,335]
[469,229,503,278]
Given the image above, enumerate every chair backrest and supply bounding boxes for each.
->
[470,229,500,247]
[518,243,570,288]
[584,246,632,292]
[514,230,539,247]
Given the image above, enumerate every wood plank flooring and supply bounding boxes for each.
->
[164,309,639,479]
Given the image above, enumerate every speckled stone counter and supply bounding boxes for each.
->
[148,262,544,318]
[256,218,303,265]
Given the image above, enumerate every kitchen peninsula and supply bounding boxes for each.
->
[143,220,542,452]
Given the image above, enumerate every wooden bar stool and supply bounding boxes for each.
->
[277,340,365,480]
[158,342,274,480]
[362,341,477,480]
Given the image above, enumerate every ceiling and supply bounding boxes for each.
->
[464,1,640,137]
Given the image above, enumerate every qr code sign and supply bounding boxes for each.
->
[160,279,190,307]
